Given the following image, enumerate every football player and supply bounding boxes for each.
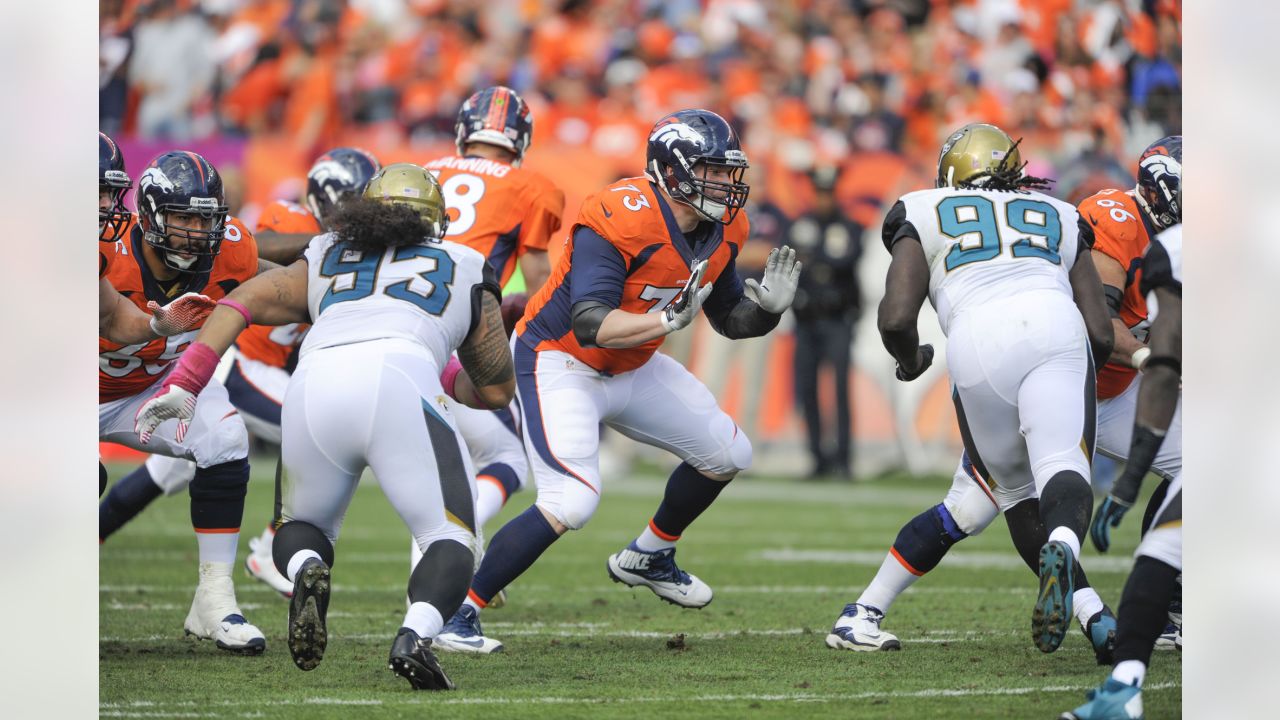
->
[409,87,565,577]
[831,124,1113,657]
[1062,223,1182,720]
[135,164,514,690]
[432,109,801,654]
[824,138,1183,658]
[98,149,266,653]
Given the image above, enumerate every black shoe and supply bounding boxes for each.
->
[389,627,455,690]
[287,558,331,671]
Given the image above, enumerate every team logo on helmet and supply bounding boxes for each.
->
[651,123,706,151]
[139,166,176,198]
[1138,153,1181,184]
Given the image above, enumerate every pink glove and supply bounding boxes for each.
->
[147,293,216,336]
[134,342,222,444]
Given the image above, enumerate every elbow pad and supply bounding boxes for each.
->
[571,301,613,347]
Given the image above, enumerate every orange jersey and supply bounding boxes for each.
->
[424,154,565,286]
[517,177,750,374]
[232,201,319,369]
[99,217,259,403]
[1078,188,1156,399]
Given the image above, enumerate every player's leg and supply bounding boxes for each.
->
[828,456,999,651]
[99,454,194,542]
[455,402,528,528]
[792,320,826,476]
[827,318,854,478]
[603,352,752,608]
[436,345,605,654]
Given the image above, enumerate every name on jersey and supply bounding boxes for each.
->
[426,156,511,178]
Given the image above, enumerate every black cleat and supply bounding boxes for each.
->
[389,627,455,690]
[287,558,331,671]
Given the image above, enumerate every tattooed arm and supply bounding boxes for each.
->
[453,288,516,410]
[185,259,312,356]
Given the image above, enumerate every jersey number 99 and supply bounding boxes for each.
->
[937,196,1063,271]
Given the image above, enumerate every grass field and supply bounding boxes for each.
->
[100,459,1181,719]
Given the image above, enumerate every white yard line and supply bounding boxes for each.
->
[757,548,1137,573]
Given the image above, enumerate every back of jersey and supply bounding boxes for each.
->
[898,186,1081,334]
[300,234,492,369]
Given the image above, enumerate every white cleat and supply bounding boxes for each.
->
[605,543,713,608]
[826,603,902,651]
[184,569,266,655]
[434,605,505,654]
[245,536,293,597]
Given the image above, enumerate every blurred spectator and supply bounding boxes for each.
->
[788,166,864,480]
[128,0,217,140]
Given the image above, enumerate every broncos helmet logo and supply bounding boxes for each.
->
[650,123,706,151]
[1139,153,1181,182]
[309,160,357,203]
[139,167,175,195]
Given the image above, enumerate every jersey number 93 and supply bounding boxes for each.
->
[318,243,456,316]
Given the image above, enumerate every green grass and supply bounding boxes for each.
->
[101,460,1180,718]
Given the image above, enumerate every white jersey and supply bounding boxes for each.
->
[1141,223,1182,320]
[300,233,496,369]
[885,186,1083,334]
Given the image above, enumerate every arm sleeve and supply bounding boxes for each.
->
[702,245,747,320]
[881,200,920,251]
[567,225,627,308]
[468,262,503,336]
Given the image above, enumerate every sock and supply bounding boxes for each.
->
[273,520,335,580]
[1048,525,1082,559]
[255,523,276,553]
[1113,555,1180,667]
[858,551,923,614]
[403,602,445,639]
[1039,470,1091,546]
[1140,478,1172,537]
[196,530,240,565]
[635,521,678,552]
[99,464,164,541]
[1073,587,1105,625]
[408,538,473,621]
[286,549,323,582]
[462,597,482,613]
[1111,659,1147,688]
[474,463,522,528]
[1003,498,1046,572]
[888,504,968,576]
[648,462,731,542]
[470,505,561,605]
[197,560,233,582]
[189,458,249,533]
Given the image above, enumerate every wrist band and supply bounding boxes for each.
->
[1130,347,1151,370]
[439,357,464,400]
[218,298,253,326]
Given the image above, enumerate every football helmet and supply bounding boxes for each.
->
[99,132,132,241]
[644,109,750,225]
[936,123,1021,188]
[363,162,449,240]
[137,150,230,274]
[455,86,534,166]
[305,147,381,230]
[1135,136,1181,230]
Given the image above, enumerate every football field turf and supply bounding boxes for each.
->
[100,460,1181,718]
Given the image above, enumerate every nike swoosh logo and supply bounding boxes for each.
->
[602,202,612,218]
[452,637,485,648]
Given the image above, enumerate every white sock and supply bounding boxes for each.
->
[475,477,508,528]
[462,597,483,614]
[634,524,677,552]
[1111,659,1147,687]
[196,531,239,565]
[256,524,276,550]
[286,549,323,583]
[403,602,445,639]
[196,561,233,582]
[1048,526,1081,559]
[857,551,922,614]
[1073,587,1104,626]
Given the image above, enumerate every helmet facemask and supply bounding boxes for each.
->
[657,151,750,225]
[99,171,132,241]
[143,204,228,274]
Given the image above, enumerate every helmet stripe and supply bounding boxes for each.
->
[186,151,207,186]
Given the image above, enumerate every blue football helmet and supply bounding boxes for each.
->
[644,109,750,225]
[99,132,132,241]
[305,147,381,230]
[137,150,229,274]
[454,86,534,166]
[1136,136,1181,230]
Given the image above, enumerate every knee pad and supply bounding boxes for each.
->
[144,454,197,496]
[194,411,250,468]
[544,480,601,531]
[695,414,752,476]
[942,467,999,536]
[408,538,473,612]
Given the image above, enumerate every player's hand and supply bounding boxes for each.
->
[662,260,712,333]
[745,246,802,314]
[148,292,216,336]
[895,344,934,381]
[1090,495,1133,553]
[134,385,198,445]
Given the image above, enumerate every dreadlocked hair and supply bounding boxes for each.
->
[956,137,1054,192]
[327,196,439,252]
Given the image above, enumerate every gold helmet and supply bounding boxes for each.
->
[936,123,1021,188]
[362,162,449,239]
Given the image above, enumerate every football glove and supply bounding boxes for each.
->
[745,246,801,314]
[1091,464,1144,552]
[147,292,216,336]
[135,386,198,445]
[894,344,934,382]
[661,260,712,334]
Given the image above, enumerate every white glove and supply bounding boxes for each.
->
[661,260,712,334]
[745,246,802,314]
[148,292,216,336]
[135,386,198,444]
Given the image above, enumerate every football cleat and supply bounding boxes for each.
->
[1083,607,1117,665]
[183,570,266,655]
[245,535,293,598]
[388,627,455,690]
[606,542,713,608]
[287,558,331,671]
[1060,677,1144,720]
[1032,541,1075,653]
[825,603,901,652]
[434,605,505,654]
